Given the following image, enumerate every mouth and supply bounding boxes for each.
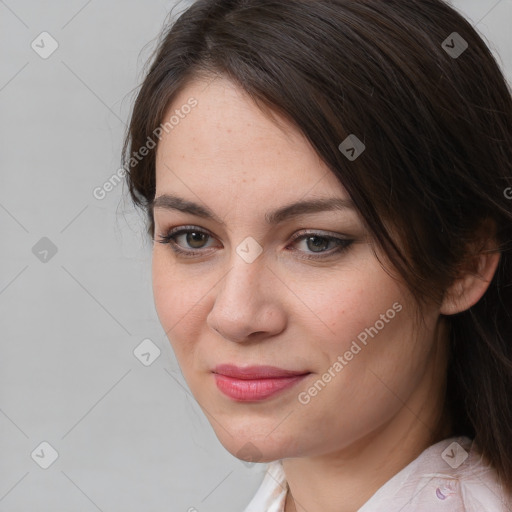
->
[212,364,311,402]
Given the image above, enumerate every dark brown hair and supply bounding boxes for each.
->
[122,0,512,493]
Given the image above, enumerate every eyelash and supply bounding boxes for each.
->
[154,225,354,261]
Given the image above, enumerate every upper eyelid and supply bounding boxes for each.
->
[152,207,361,236]
[161,225,349,239]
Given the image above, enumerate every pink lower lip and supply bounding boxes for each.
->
[214,373,309,401]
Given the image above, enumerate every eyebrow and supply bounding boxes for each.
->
[150,193,354,225]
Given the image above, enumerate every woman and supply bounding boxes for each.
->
[122,0,512,510]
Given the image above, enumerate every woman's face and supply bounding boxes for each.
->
[152,76,446,462]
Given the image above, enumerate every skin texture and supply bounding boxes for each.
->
[151,75,499,512]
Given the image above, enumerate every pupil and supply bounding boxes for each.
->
[188,232,206,248]
[308,236,328,252]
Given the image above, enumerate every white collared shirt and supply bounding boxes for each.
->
[242,436,512,512]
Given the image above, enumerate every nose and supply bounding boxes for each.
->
[206,253,287,343]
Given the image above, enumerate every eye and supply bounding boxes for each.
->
[155,225,218,257]
[287,231,354,260]
[155,225,354,260]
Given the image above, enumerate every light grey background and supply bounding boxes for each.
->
[1,1,511,511]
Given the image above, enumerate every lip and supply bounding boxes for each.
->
[213,364,310,379]
[213,364,310,401]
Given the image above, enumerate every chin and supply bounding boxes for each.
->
[212,425,300,464]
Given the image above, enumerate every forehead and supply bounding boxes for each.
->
[154,75,347,204]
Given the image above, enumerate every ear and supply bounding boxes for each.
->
[440,221,501,315]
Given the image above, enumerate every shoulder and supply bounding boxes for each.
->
[448,436,512,512]
[359,436,512,512]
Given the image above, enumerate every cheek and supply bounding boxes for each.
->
[291,262,417,407]
[151,249,210,360]
[291,309,422,455]
[295,260,405,348]
[294,270,429,425]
